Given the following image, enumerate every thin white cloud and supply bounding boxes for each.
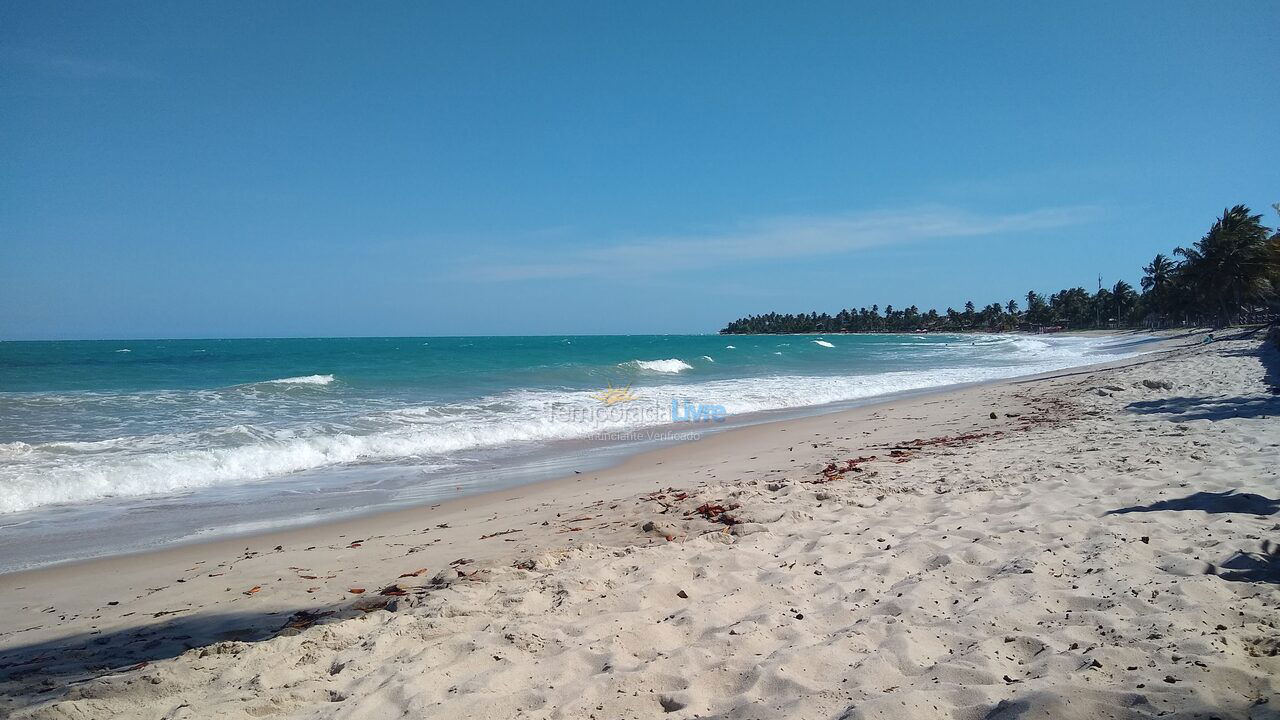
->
[2,46,155,80]
[473,204,1103,281]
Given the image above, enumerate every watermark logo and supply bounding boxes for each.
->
[592,383,638,406]
[670,398,727,423]
[555,383,729,427]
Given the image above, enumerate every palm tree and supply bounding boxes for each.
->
[1140,253,1176,324]
[1175,205,1274,326]
[1141,254,1174,294]
[1112,280,1137,323]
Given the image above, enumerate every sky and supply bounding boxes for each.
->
[2,2,1277,339]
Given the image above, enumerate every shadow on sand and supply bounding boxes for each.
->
[1107,491,1280,586]
[1123,339,1280,421]
[1209,541,1280,584]
[1106,490,1279,517]
[0,604,340,711]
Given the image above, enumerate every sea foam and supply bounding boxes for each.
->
[260,374,335,386]
[625,359,693,373]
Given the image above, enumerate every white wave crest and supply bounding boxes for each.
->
[702,355,714,362]
[260,374,335,386]
[625,359,693,373]
[813,340,835,348]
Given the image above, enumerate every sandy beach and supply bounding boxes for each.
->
[2,330,1277,719]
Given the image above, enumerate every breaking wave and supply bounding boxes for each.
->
[258,374,335,386]
[624,359,693,373]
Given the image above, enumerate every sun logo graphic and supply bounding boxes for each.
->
[593,383,638,406]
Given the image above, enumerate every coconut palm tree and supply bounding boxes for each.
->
[1140,253,1177,325]
[1111,280,1137,323]
[1141,254,1175,294]
[1175,205,1274,326]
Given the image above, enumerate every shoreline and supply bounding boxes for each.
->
[0,337,1194,662]
[0,330,1171,575]
[7,328,1277,718]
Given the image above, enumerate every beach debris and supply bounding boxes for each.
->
[693,502,726,518]
[641,489,690,514]
[379,583,413,597]
[690,502,740,524]
[896,432,999,449]
[808,456,877,483]
[399,568,431,577]
[242,586,261,596]
[479,529,521,540]
[348,587,366,594]
[677,590,689,599]
[990,411,998,419]
[1141,379,1175,390]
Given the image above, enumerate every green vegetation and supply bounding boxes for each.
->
[721,204,1280,334]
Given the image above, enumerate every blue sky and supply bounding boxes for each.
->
[2,2,1277,339]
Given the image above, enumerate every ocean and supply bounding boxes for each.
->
[0,333,1154,571]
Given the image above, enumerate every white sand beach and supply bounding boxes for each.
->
[2,330,1277,719]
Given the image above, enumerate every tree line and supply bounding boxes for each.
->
[721,204,1280,334]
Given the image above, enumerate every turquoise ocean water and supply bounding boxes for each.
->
[0,333,1153,571]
